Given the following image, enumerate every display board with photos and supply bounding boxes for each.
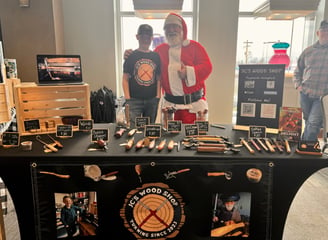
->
[31,160,272,239]
[236,64,285,130]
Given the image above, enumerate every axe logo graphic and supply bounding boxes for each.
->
[120,182,185,239]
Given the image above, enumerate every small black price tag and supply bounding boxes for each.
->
[195,121,209,134]
[56,125,73,137]
[249,125,266,138]
[24,119,40,131]
[167,120,182,133]
[135,117,150,129]
[144,125,161,138]
[78,119,93,131]
[91,129,109,142]
[1,132,20,146]
[185,124,199,136]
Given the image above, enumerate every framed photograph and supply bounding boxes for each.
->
[55,192,98,238]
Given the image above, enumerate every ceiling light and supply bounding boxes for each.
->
[253,0,320,20]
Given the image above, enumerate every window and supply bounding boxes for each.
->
[236,17,306,70]
[232,0,316,123]
[115,0,197,97]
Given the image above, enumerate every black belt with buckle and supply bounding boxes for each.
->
[164,89,203,105]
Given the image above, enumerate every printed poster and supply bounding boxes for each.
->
[236,64,285,129]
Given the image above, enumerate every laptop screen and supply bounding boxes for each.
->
[36,54,83,85]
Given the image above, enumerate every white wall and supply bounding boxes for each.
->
[198,0,239,124]
[62,0,116,93]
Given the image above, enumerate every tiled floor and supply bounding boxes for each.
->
[282,167,328,240]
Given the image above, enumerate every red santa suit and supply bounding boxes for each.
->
[155,13,212,124]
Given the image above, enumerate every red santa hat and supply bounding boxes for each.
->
[164,12,189,46]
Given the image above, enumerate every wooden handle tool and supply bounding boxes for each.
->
[135,138,144,149]
[125,137,134,150]
[272,138,284,153]
[240,138,255,154]
[135,164,142,183]
[114,128,126,138]
[265,138,275,153]
[211,222,245,237]
[197,146,226,152]
[128,128,137,137]
[39,171,70,178]
[284,139,291,153]
[207,172,225,177]
[47,135,63,148]
[256,138,269,152]
[148,139,156,150]
[157,139,166,151]
[249,138,261,152]
[36,135,58,152]
[167,140,175,151]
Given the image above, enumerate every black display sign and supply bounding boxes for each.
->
[1,132,20,146]
[24,119,40,131]
[56,125,73,137]
[167,120,182,133]
[185,124,198,136]
[144,125,161,138]
[78,119,93,131]
[236,64,285,129]
[135,117,149,129]
[195,121,209,134]
[249,126,266,138]
[91,129,109,142]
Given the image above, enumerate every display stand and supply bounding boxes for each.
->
[0,123,327,239]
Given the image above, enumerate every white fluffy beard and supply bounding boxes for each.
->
[166,31,183,47]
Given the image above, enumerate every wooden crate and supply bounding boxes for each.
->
[6,78,21,108]
[14,83,91,136]
[0,83,11,123]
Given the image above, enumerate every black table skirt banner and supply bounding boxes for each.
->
[31,159,273,240]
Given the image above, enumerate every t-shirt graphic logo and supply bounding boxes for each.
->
[135,59,155,86]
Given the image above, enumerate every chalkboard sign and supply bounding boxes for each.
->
[78,119,93,131]
[236,64,285,129]
[91,129,109,142]
[56,125,73,137]
[249,126,266,138]
[167,120,182,133]
[185,124,199,136]
[2,132,20,146]
[135,117,150,129]
[195,121,209,134]
[24,119,40,131]
[144,125,161,138]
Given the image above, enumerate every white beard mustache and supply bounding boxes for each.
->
[166,32,183,47]
[225,204,234,211]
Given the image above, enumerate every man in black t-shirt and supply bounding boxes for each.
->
[122,24,161,128]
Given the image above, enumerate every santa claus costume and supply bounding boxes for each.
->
[155,13,212,124]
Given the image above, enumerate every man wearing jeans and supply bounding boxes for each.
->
[293,20,328,141]
[122,24,161,128]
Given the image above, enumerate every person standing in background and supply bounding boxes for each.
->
[122,24,161,128]
[293,20,328,141]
